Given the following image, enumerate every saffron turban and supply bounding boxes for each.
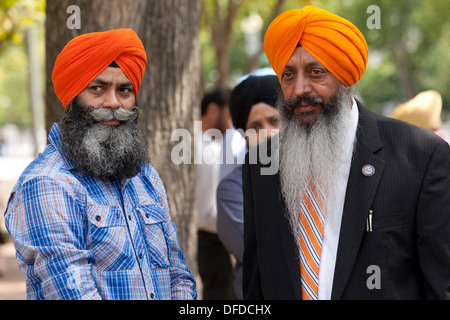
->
[391,90,443,130]
[52,28,147,108]
[264,6,368,86]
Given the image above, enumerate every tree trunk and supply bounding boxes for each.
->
[45,0,202,274]
[205,0,243,85]
[141,0,202,275]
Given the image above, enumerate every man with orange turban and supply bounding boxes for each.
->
[243,6,450,300]
[4,29,196,300]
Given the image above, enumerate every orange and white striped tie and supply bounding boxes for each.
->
[299,178,326,300]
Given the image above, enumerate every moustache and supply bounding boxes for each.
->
[283,95,324,112]
[87,106,139,124]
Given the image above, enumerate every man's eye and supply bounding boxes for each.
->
[120,88,132,93]
[311,69,324,76]
[282,71,293,79]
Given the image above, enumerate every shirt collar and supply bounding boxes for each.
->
[345,98,359,155]
[48,123,76,171]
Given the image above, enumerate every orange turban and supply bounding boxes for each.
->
[52,28,147,108]
[264,6,368,86]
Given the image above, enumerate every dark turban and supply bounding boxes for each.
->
[229,75,280,132]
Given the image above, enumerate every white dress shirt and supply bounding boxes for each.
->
[318,99,359,300]
[195,127,246,234]
[195,131,222,234]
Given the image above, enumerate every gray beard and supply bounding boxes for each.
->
[276,86,355,252]
[59,98,150,180]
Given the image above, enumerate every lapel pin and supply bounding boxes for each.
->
[362,164,375,176]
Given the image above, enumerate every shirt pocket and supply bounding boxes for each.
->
[87,205,125,228]
[136,204,171,268]
[87,205,135,271]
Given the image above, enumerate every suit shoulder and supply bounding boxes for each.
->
[367,111,448,159]
[377,113,442,142]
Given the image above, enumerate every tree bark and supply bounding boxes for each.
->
[45,0,202,273]
[205,0,243,85]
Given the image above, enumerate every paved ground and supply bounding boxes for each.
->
[0,241,26,300]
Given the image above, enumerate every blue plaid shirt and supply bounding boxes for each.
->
[4,124,197,300]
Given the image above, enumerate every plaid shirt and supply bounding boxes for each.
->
[4,124,196,300]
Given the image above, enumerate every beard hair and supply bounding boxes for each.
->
[277,85,355,253]
[59,97,150,180]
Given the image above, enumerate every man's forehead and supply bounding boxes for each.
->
[285,47,326,69]
[91,67,133,85]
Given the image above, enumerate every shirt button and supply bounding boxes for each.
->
[128,215,132,220]
[145,213,150,218]
[95,215,101,222]
[139,253,143,259]
[150,293,154,299]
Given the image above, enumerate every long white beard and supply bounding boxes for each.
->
[277,89,355,254]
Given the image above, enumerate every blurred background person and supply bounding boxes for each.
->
[391,90,446,140]
[216,74,280,299]
[196,86,246,299]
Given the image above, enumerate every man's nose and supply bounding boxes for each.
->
[103,90,120,109]
[293,74,312,98]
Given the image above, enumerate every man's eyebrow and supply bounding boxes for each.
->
[283,61,322,71]
[119,81,133,88]
[305,61,323,68]
[90,77,111,86]
[90,78,133,88]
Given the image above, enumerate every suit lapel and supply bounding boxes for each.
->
[331,102,386,299]
[255,137,302,299]
[271,161,302,299]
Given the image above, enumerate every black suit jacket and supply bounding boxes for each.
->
[242,102,450,299]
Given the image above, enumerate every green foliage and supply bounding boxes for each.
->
[0,0,45,128]
[0,0,45,49]
[0,42,31,128]
[355,54,403,114]
[334,0,450,114]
